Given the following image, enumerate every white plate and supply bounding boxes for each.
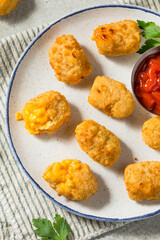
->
[6,4,160,221]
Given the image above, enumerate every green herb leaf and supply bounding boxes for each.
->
[137,39,160,54]
[137,20,160,39]
[137,20,148,29]
[32,215,71,240]
[33,218,58,239]
[53,214,71,240]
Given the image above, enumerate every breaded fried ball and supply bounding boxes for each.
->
[124,161,160,201]
[92,20,141,56]
[43,159,98,201]
[88,76,135,118]
[75,120,121,167]
[16,90,71,135]
[49,34,92,84]
[0,0,20,15]
[142,117,160,151]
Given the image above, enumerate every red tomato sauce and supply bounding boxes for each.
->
[134,54,160,115]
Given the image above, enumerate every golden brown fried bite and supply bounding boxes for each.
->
[49,34,92,84]
[124,161,160,201]
[92,20,141,56]
[43,159,98,201]
[88,76,135,118]
[0,0,20,15]
[16,90,71,135]
[142,117,160,151]
[75,120,121,167]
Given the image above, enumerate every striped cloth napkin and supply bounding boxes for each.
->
[0,0,159,239]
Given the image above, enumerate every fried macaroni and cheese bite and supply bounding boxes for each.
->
[124,161,160,201]
[43,159,98,201]
[142,117,160,151]
[92,20,141,56]
[0,0,20,15]
[49,34,92,84]
[16,90,71,135]
[75,120,121,167]
[88,76,135,118]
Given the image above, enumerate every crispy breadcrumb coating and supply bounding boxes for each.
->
[124,161,160,201]
[75,120,121,167]
[16,90,70,134]
[92,20,141,56]
[49,34,92,84]
[142,117,160,151]
[43,159,98,201]
[0,0,19,15]
[88,76,135,118]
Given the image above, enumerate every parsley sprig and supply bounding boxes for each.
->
[32,214,71,240]
[137,20,160,54]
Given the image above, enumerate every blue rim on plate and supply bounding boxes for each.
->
[5,4,160,222]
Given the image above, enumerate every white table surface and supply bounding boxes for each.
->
[0,0,160,239]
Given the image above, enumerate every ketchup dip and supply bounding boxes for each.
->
[134,54,160,115]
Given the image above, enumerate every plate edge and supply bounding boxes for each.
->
[5,3,160,222]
